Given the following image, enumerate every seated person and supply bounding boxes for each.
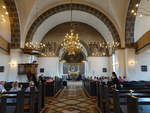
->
[0,81,6,93]
[110,72,121,89]
[25,81,37,92]
[9,81,21,92]
[118,76,125,83]
[8,81,21,103]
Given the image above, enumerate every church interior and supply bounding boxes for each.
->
[0,0,150,113]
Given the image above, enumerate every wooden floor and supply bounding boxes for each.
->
[42,81,97,113]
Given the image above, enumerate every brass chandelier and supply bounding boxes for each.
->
[61,29,82,55]
[25,42,46,50]
[61,0,82,55]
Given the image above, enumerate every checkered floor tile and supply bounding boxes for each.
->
[42,81,97,113]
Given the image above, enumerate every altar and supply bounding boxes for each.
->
[69,71,79,80]
[62,63,85,80]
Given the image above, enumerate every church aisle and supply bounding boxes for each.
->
[42,81,97,113]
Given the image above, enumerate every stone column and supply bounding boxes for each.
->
[125,48,136,80]
[7,49,22,81]
[114,49,126,77]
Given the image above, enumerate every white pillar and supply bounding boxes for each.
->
[8,49,22,82]
[114,49,126,77]
[125,48,136,80]
[108,56,113,76]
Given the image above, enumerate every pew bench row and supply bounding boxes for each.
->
[97,83,150,113]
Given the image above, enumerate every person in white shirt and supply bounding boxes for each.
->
[8,81,21,103]
[0,81,6,93]
[9,81,21,92]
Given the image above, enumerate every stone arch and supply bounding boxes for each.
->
[4,0,21,48]
[25,3,120,46]
[125,0,141,47]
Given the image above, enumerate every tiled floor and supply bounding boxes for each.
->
[42,81,97,113]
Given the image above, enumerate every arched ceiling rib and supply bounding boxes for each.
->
[32,11,114,44]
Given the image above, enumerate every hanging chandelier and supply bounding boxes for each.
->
[61,0,82,55]
[131,0,150,17]
[61,29,82,55]
[25,42,46,50]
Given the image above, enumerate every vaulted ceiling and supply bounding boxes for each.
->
[1,0,150,50]
[14,0,130,47]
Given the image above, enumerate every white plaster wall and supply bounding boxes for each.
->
[134,52,150,81]
[87,57,110,77]
[124,49,150,81]
[7,50,37,82]
[0,53,10,81]
[38,57,59,77]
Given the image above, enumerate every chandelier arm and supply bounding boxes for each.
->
[70,0,73,26]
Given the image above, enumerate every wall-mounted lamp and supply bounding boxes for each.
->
[128,60,135,66]
[9,60,17,68]
[59,59,66,63]
[82,60,87,63]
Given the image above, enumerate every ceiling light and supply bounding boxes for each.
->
[2,5,6,9]
[136,3,139,7]
[5,12,8,15]
[1,15,4,18]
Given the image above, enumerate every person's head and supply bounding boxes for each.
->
[12,81,18,88]
[119,76,122,78]
[29,81,34,87]
[112,72,117,78]
[123,76,126,79]
[0,81,5,86]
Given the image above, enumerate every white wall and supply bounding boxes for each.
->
[7,50,37,82]
[38,57,59,77]
[133,51,150,81]
[0,52,10,81]
[87,57,110,77]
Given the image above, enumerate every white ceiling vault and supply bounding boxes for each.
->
[14,0,130,47]
[134,0,150,42]
[32,11,114,44]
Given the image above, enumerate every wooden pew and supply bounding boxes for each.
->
[45,79,63,97]
[97,82,150,113]
[83,79,97,96]
[0,84,43,113]
[0,96,6,113]
[127,95,150,113]
[113,89,150,113]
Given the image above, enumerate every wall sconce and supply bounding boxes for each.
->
[82,60,87,63]
[128,60,135,66]
[9,60,17,68]
[59,59,66,63]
